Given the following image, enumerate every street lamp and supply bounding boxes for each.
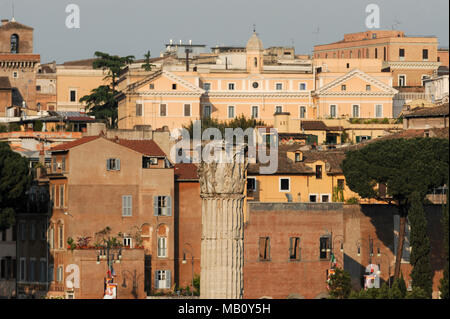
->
[182,243,194,296]
[121,269,143,298]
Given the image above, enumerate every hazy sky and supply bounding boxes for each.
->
[1,0,448,63]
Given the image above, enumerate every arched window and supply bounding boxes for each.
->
[10,34,19,53]
[157,224,168,258]
[254,57,258,68]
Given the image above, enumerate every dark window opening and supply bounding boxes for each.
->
[320,236,331,260]
[280,178,290,191]
[172,84,177,90]
[259,237,270,261]
[290,237,301,261]
[143,156,158,168]
[315,165,322,179]
[10,34,19,53]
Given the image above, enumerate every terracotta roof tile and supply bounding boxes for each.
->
[115,139,166,157]
[174,163,199,180]
[49,136,101,152]
[301,121,329,131]
[0,54,40,62]
[403,104,449,118]
[0,76,11,89]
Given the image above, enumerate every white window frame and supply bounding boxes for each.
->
[228,82,235,90]
[398,75,406,87]
[275,83,283,90]
[13,71,19,79]
[122,195,132,217]
[375,104,383,118]
[123,236,132,248]
[299,106,307,119]
[156,270,169,289]
[159,104,167,117]
[251,106,259,119]
[135,102,143,117]
[157,237,168,258]
[228,106,235,119]
[309,194,319,203]
[279,177,290,192]
[247,177,257,191]
[329,104,337,118]
[56,265,64,283]
[352,104,360,118]
[320,194,332,203]
[299,83,307,91]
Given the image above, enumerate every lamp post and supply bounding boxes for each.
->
[121,269,143,298]
[182,243,194,296]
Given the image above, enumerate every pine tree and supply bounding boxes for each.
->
[389,275,407,299]
[439,188,449,299]
[327,267,352,299]
[409,191,433,298]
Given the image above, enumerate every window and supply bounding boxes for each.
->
[423,49,428,60]
[252,82,259,89]
[29,259,36,282]
[172,83,177,90]
[122,195,132,217]
[70,90,76,102]
[421,75,428,86]
[123,237,132,248]
[106,158,120,171]
[315,165,322,179]
[276,83,283,90]
[154,196,172,216]
[158,237,167,258]
[184,104,191,117]
[375,105,383,118]
[279,178,290,192]
[59,185,64,208]
[58,224,64,249]
[295,152,302,162]
[159,104,167,117]
[330,105,337,118]
[228,83,235,90]
[228,106,235,119]
[383,47,386,61]
[346,63,350,69]
[48,265,54,282]
[56,265,64,283]
[30,223,36,241]
[299,83,306,91]
[251,106,259,118]
[36,85,41,91]
[10,34,19,53]
[352,105,360,118]
[399,48,405,60]
[366,85,371,91]
[155,270,171,289]
[372,33,377,39]
[136,103,143,116]
[375,48,378,59]
[49,227,54,250]
[40,223,46,241]
[149,84,154,89]
[259,237,270,261]
[247,177,256,191]
[203,105,211,118]
[254,57,258,67]
[341,84,346,91]
[20,258,26,281]
[289,237,301,261]
[320,236,331,259]
[337,179,345,190]
[398,75,406,87]
[300,106,306,119]
[275,106,282,114]
[142,156,158,168]
[62,157,66,172]
[20,223,26,241]
[203,83,211,91]
[321,194,330,203]
[13,71,18,78]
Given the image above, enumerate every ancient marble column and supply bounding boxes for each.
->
[198,143,247,299]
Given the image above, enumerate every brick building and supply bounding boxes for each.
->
[244,202,446,299]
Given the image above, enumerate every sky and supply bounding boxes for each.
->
[0,0,448,63]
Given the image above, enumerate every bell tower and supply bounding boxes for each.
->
[246,29,263,73]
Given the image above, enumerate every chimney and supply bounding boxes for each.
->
[1,19,9,26]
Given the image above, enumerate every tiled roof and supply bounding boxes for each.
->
[115,139,166,157]
[0,76,11,89]
[0,21,33,30]
[49,136,167,157]
[174,163,199,180]
[0,54,40,62]
[403,103,449,118]
[301,121,329,131]
[60,58,99,67]
[49,136,101,152]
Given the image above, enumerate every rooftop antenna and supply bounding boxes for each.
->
[11,0,16,22]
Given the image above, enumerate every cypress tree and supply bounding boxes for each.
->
[409,191,433,298]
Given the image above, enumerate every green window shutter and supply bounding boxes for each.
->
[106,159,110,170]
[166,270,171,289]
[167,196,172,216]
[154,271,159,289]
[356,136,361,143]
[153,196,159,216]
[122,196,126,216]
[117,159,121,170]
[128,195,132,216]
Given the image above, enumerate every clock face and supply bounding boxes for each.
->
[252,82,259,88]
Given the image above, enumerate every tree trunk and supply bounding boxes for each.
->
[394,205,407,279]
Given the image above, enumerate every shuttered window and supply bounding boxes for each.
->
[122,195,132,217]
[106,158,120,171]
[259,237,270,261]
[155,270,171,289]
[157,237,167,258]
[153,196,172,216]
[289,237,301,261]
